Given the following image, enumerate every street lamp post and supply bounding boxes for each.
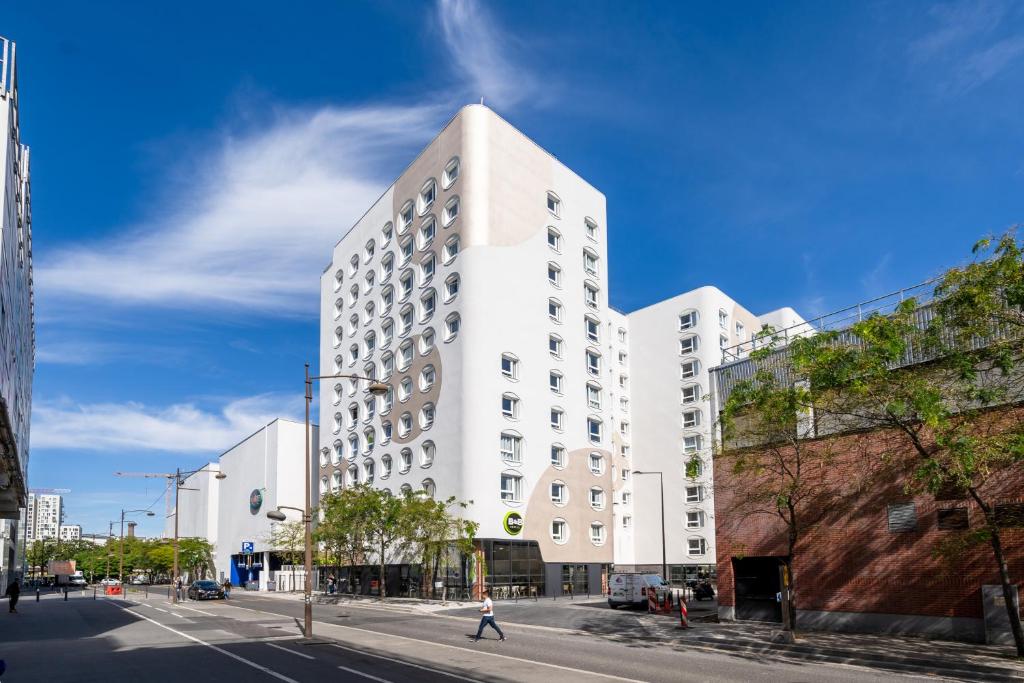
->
[297,364,388,639]
[119,508,155,583]
[172,467,227,603]
[633,471,667,581]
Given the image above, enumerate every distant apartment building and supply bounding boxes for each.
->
[26,493,63,541]
[317,105,804,592]
[59,524,81,541]
[0,36,34,523]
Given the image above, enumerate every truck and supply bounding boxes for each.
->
[607,572,670,609]
[49,561,86,587]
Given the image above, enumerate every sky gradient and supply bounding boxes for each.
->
[6,0,1023,536]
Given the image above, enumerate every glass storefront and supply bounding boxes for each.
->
[481,539,545,598]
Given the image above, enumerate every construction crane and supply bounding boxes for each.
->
[114,472,175,520]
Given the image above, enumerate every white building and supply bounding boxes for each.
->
[59,524,81,541]
[168,419,316,589]
[317,105,804,591]
[319,105,614,596]
[25,492,62,541]
[0,36,34,525]
[625,288,804,581]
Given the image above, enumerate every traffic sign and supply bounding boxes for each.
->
[241,541,254,554]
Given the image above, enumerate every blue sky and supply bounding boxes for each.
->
[6,0,1023,536]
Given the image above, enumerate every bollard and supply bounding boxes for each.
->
[64,587,68,601]
[36,588,40,602]
[94,587,97,600]
[145,585,149,598]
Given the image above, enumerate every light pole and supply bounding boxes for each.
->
[119,508,155,583]
[633,471,667,581]
[298,364,388,639]
[172,467,226,602]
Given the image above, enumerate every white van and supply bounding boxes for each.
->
[607,572,669,609]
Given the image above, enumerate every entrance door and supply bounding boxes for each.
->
[732,556,784,622]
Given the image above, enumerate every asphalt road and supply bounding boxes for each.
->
[0,590,934,682]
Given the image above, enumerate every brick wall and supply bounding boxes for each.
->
[714,405,1024,621]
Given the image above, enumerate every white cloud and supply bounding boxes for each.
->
[437,0,535,110]
[31,393,302,453]
[909,0,1006,61]
[35,104,447,316]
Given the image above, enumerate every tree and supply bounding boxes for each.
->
[363,488,417,599]
[178,538,215,581]
[266,520,305,591]
[405,494,478,601]
[146,543,175,579]
[315,486,374,593]
[778,231,1024,655]
[718,336,869,631]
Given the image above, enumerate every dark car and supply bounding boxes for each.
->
[187,580,225,600]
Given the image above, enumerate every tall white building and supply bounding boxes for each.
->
[0,36,34,524]
[318,105,803,591]
[25,493,63,541]
[625,288,804,581]
[59,524,81,541]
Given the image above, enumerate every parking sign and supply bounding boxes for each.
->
[241,541,254,554]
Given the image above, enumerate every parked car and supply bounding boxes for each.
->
[100,578,121,587]
[187,580,225,600]
[607,572,670,609]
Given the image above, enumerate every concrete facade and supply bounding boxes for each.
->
[0,36,33,521]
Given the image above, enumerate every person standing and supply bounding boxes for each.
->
[472,589,505,642]
[175,577,183,602]
[5,580,19,613]
[222,579,231,599]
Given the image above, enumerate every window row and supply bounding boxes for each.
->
[499,434,605,473]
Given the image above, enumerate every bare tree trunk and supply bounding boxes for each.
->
[379,540,387,599]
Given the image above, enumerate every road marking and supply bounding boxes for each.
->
[337,665,396,683]
[153,607,168,613]
[332,644,480,682]
[266,642,315,660]
[176,604,216,616]
[227,602,643,683]
[106,602,300,683]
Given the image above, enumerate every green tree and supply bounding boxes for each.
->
[315,485,374,593]
[363,488,416,599]
[266,520,305,591]
[405,494,477,601]
[178,538,215,581]
[774,231,1024,655]
[146,543,175,579]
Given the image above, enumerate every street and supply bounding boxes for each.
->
[0,590,938,682]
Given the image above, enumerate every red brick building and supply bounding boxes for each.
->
[711,395,1024,642]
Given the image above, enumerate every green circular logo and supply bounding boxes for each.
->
[249,489,263,515]
[503,511,524,536]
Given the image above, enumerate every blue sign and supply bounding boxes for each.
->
[241,541,254,555]
[249,489,263,515]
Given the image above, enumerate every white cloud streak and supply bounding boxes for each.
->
[437,0,534,110]
[35,104,446,316]
[31,394,302,453]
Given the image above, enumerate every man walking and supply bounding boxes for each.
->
[5,579,19,613]
[472,589,505,642]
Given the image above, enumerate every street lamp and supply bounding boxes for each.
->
[172,467,227,602]
[633,471,667,581]
[298,364,388,639]
[119,508,155,583]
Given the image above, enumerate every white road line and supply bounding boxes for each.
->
[337,665,395,683]
[176,604,216,616]
[105,602,300,683]
[266,642,315,660]
[226,603,645,682]
[332,643,480,683]
[153,607,168,613]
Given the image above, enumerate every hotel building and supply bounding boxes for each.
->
[318,105,803,593]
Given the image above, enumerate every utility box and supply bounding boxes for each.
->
[983,584,1020,645]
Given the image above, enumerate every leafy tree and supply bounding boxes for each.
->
[146,543,175,578]
[178,538,215,581]
[315,485,374,593]
[363,488,417,599]
[405,494,477,600]
[266,520,305,591]
[773,231,1024,655]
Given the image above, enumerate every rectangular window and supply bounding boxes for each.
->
[501,395,519,418]
[994,503,1024,528]
[621,491,632,504]
[719,310,728,329]
[584,284,598,309]
[688,538,707,555]
[680,336,698,354]
[547,228,561,251]
[547,193,560,216]
[586,318,600,343]
[720,335,729,350]
[736,322,745,339]
[586,351,600,375]
[548,265,561,286]
[585,219,597,240]
[549,372,563,393]
[682,410,700,428]
[583,250,598,276]
[679,311,698,330]
[551,520,566,542]
[551,445,565,467]
[685,486,704,503]
[501,354,518,379]
[683,434,702,453]
[548,300,562,322]
[550,409,564,430]
[500,433,522,463]
[587,385,602,409]
[587,418,602,443]
[622,516,632,529]
[500,474,522,502]
[620,421,630,436]
[549,335,563,358]
[550,483,566,504]
[680,361,699,379]
[686,511,705,529]
[887,502,917,532]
